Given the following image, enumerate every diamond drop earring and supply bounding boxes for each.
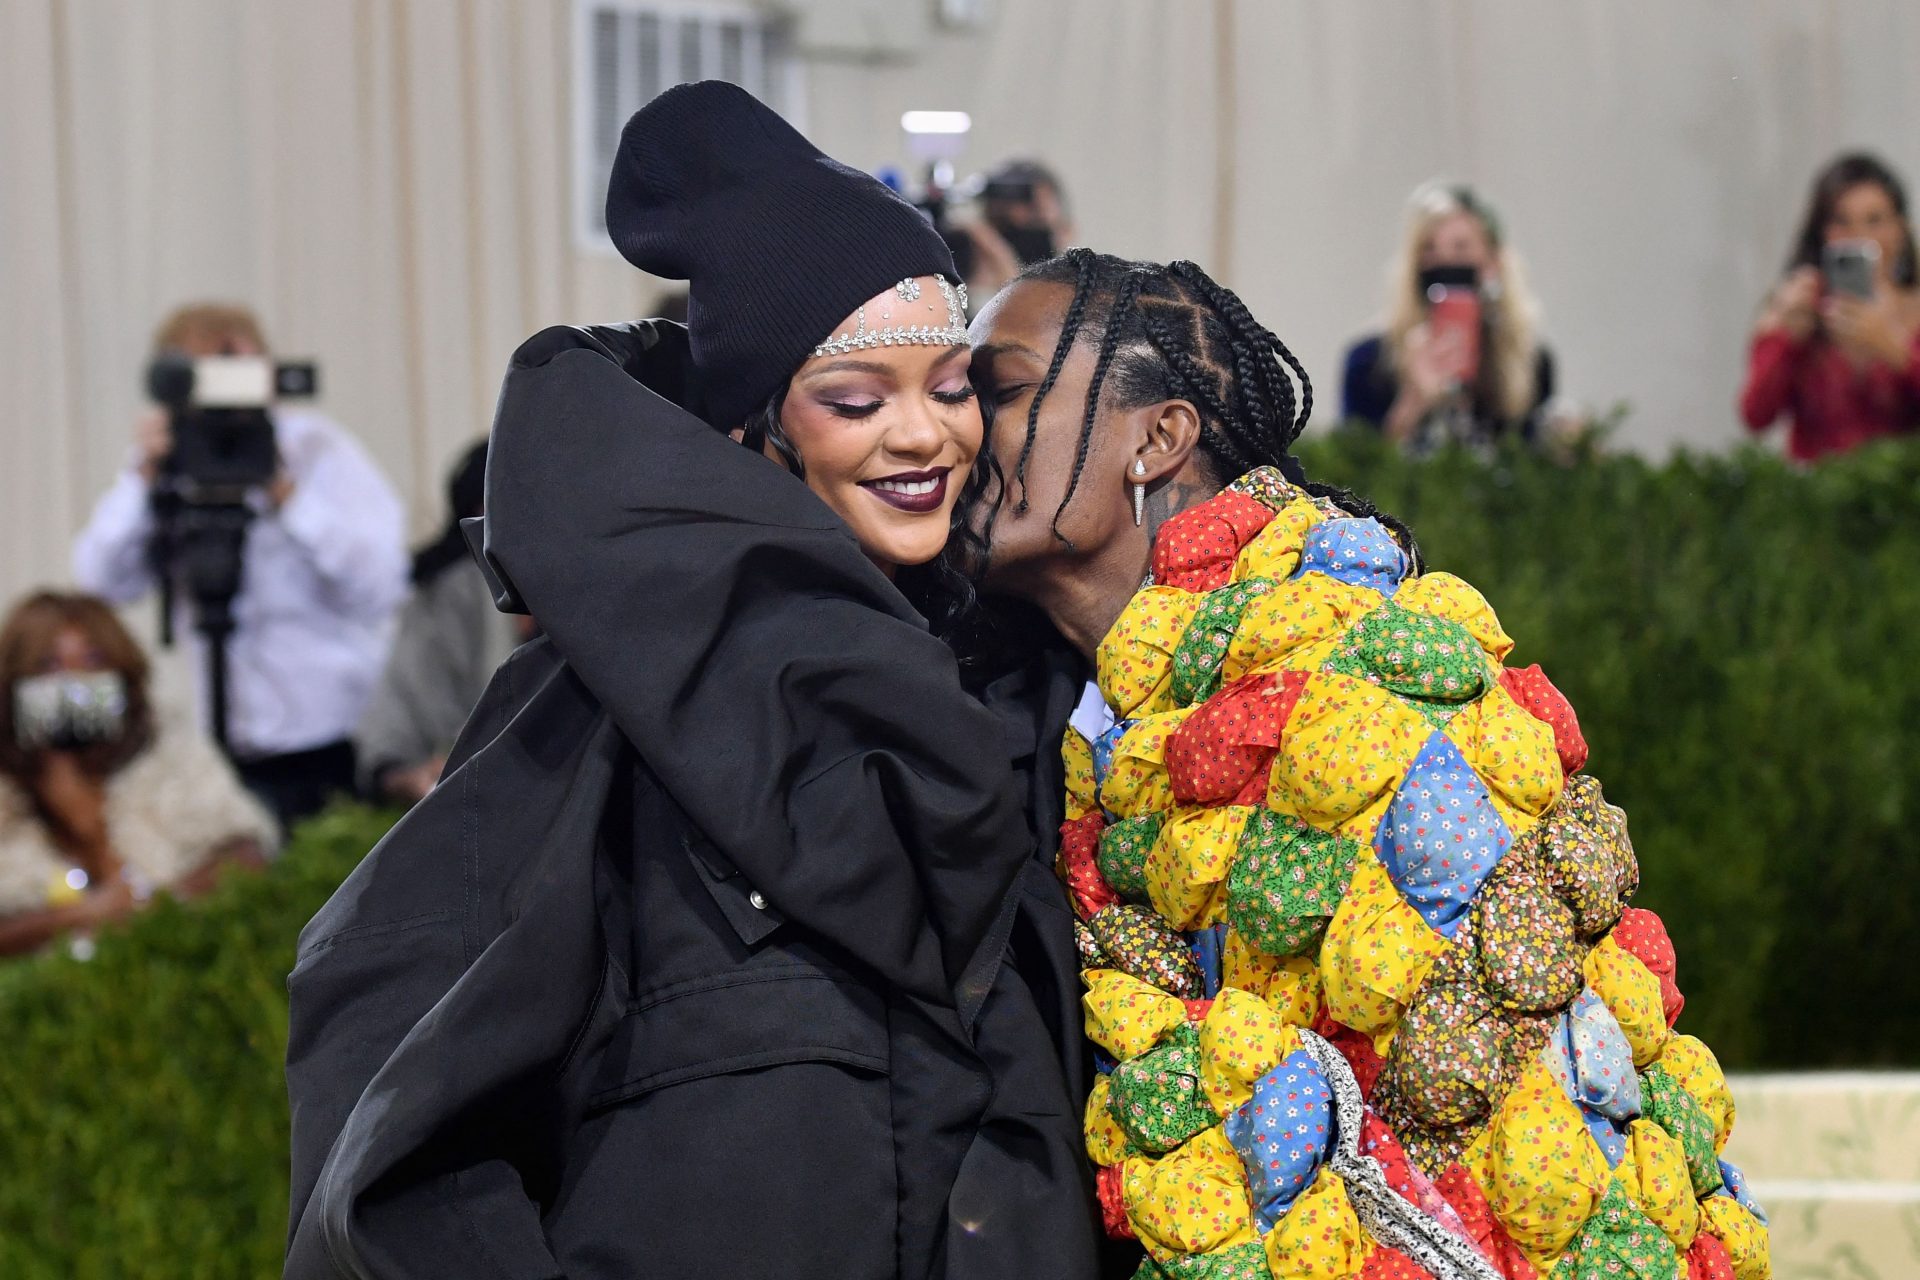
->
[1132,459,1148,527]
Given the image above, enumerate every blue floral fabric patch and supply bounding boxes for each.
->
[1223,1048,1335,1233]
[1187,922,1227,999]
[1373,731,1512,937]
[1716,1157,1769,1226]
[1294,517,1409,596]
[1544,988,1642,1167]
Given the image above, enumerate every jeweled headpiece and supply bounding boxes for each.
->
[811,277,970,359]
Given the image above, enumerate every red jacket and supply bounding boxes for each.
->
[1740,327,1920,461]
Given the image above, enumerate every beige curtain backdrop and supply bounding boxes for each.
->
[4,0,1919,614]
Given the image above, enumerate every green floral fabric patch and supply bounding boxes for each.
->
[1326,601,1489,705]
[1551,1178,1680,1279]
[1224,807,1359,957]
[1640,1064,1724,1199]
[1107,1022,1218,1155]
[1170,579,1276,707]
[1138,1241,1273,1279]
[1099,813,1165,903]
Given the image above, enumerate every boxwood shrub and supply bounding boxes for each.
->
[0,805,394,1278]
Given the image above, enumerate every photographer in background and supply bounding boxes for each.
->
[357,441,526,807]
[1741,152,1920,461]
[1342,182,1555,450]
[72,303,408,828]
[0,592,275,957]
[960,159,1076,300]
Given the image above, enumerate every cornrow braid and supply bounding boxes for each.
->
[1169,260,1312,442]
[1053,267,1147,543]
[1134,296,1252,471]
[1012,247,1098,514]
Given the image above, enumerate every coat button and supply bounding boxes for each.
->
[748,890,768,910]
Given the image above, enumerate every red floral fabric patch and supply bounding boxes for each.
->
[1612,906,1684,1026]
[1060,811,1116,919]
[1684,1231,1736,1280]
[1362,1246,1438,1280]
[1498,664,1588,775]
[1360,1110,1425,1205]
[1151,490,1277,592]
[1096,1163,1134,1239]
[1434,1163,1541,1280]
[1313,1012,1386,1100]
[1167,670,1308,806]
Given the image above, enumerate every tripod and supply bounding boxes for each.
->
[150,494,254,754]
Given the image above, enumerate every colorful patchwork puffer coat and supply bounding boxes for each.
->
[1060,468,1771,1280]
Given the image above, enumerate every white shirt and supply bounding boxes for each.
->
[72,407,409,758]
[1069,678,1117,745]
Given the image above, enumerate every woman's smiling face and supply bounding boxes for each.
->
[775,277,982,573]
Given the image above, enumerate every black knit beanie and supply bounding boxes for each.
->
[606,81,959,429]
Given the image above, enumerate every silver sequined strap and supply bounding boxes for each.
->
[1298,1029,1505,1280]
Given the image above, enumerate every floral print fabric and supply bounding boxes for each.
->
[1225,1048,1337,1230]
[1057,470,1768,1280]
[1373,733,1513,938]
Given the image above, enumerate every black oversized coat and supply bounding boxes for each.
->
[283,323,1103,1279]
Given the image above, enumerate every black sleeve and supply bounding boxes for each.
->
[285,646,623,1280]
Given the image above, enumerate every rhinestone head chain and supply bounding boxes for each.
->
[810,277,970,358]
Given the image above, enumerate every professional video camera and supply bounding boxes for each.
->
[143,352,317,750]
[896,156,1060,285]
[146,354,317,498]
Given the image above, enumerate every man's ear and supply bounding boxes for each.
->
[728,426,746,444]
[1127,398,1203,485]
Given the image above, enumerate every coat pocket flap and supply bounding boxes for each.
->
[587,969,889,1110]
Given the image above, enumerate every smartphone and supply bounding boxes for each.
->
[1823,240,1880,300]
[1427,287,1483,387]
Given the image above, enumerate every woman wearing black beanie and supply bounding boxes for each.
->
[284,83,1104,1280]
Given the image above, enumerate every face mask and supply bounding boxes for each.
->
[11,672,129,752]
[1418,264,1480,301]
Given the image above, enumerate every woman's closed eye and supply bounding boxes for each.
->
[825,384,975,417]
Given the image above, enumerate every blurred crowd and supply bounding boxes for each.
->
[2,148,1915,958]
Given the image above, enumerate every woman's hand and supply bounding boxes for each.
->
[1383,324,1454,443]
[378,756,447,806]
[1758,267,1822,341]
[132,407,173,483]
[69,876,139,930]
[958,219,1022,302]
[1403,322,1459,404]
[1823,289,1919,370]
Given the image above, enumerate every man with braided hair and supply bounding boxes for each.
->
[959,249,1769,1280]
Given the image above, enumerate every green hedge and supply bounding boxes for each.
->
[0,805,395,1280]
[1,437,1915,1275]
[1296,430,1920,1070]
